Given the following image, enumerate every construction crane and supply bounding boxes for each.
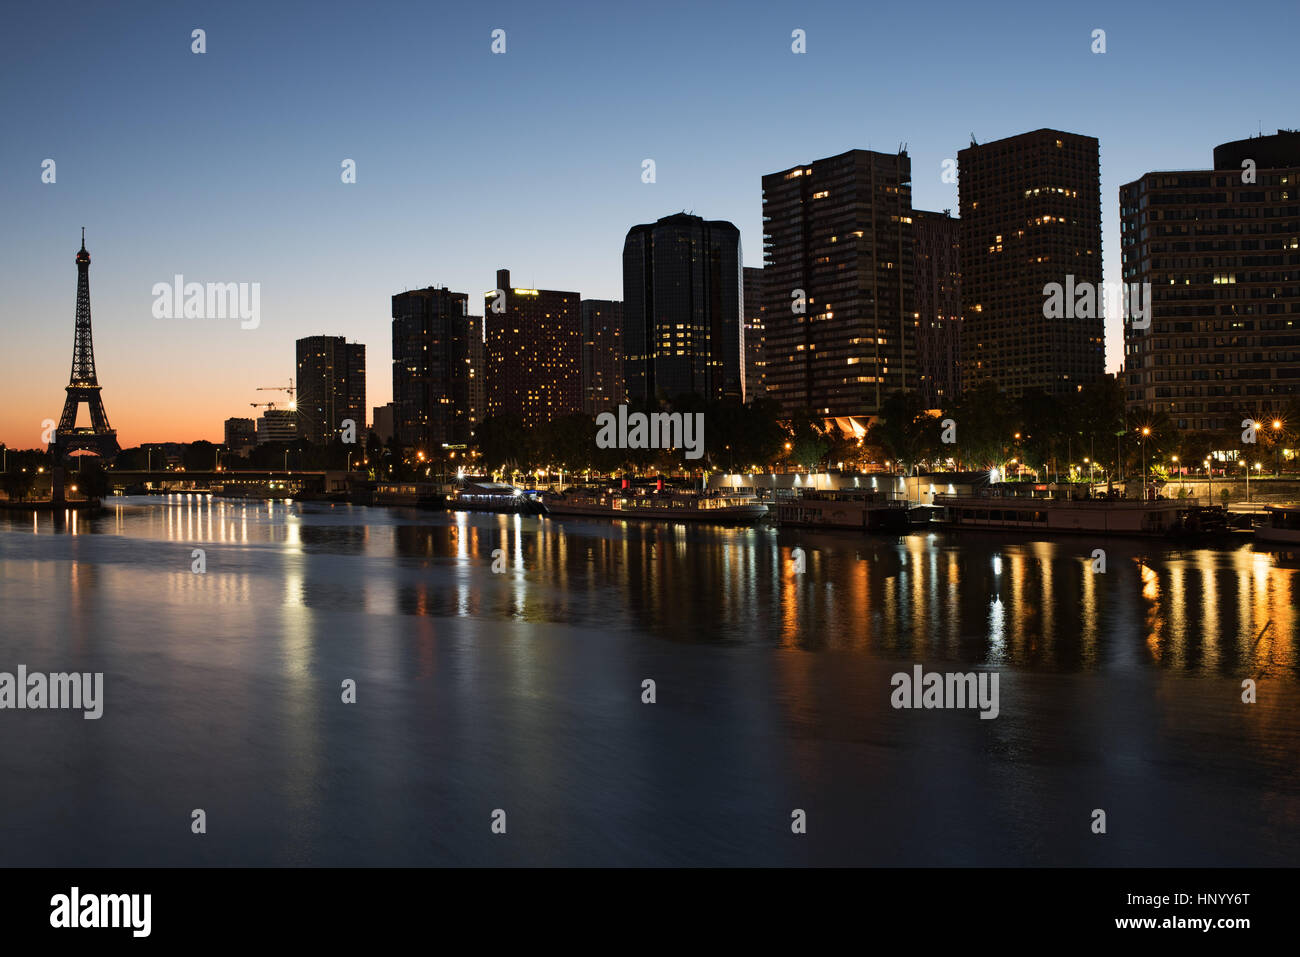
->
[257,379,296,410]
[250,401,279,410]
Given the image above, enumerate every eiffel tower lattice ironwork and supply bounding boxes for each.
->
[52,229,119,459]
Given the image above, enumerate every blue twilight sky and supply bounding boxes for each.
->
[1,0,1295,445]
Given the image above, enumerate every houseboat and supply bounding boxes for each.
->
[935,490,1189,537]
[543,489,768,524]
[773,488,933,532]
[446,481,546,514]
[1256,505,1300,544]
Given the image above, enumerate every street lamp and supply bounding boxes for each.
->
[1171,455,1180,496]
[1243,458,1250,503]
[1204,457,1212,505]
[1140,426,1151,500]
[1273,419,1284,476]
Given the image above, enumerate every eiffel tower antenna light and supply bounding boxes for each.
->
[52,229,120,460]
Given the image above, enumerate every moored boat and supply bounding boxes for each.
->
[1255,505,1300,544]
[773,488,932,531]
[543,489,768,524]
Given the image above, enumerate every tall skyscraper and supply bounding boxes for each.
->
[913,210,963,408]
[391,287,475,450]
[761,149,914,426]
[581,299,623,415]
[742,266,766,402]
[464,313,486,443]
[959,129,1104,397]
[623,213,744,405]
[1121,130,1300,431]
[295,336,366,443]
[484,269,582,428]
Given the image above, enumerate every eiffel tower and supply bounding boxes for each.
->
[52,229,119,460]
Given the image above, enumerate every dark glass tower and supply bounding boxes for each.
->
[622,213,744,404]
[959,129,1103,397]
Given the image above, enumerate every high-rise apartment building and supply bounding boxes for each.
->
[295,336,366,443]
[464,313,486,443]
[1121,130,1300,430]
[913,209,963,408]
[623,213,744,404]
[391,287,476,450]
[484,269,582,428]
[958,129,1104,397]
[742,266,766,402]
[581,299,623,415]
[761,149,914,426]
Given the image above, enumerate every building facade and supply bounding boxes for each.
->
[223,417,256,455]
[371,403,395,444]
[581,299,623,415]
[1121,130,1300,431]
[464,313,486,444]
[761,149,915,427]
[958,129,1104,397]
[392,287,476,450]
[623,213,744,405]
[912,209,963,408]
[484,269,582,428]
[256,410,298,445]
[295,336,366,443]
[742,266,766,402]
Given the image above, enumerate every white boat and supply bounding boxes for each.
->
[544,490,768,524]
[1255,506,1300,544]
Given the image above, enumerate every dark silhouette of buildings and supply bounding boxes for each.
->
[224,417,256,455]
[761,150,914,426]
[52,230,119,460]
[913,210,962,407]
[959,129,1103,397]
[622,213,744,404]
[1121,130,1300,430]
[485,269,582,428]
[295,336,366,443]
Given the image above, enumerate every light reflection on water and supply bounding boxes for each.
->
[5,496,1298,674]
[0,496,1297,866]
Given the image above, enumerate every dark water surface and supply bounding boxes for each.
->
[1,496,1297,865]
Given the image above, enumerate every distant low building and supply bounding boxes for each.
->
[256,409,298,445]
[372,403,395,443]
[224,417,256,456]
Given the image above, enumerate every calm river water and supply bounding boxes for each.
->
[0,496,1296,865]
